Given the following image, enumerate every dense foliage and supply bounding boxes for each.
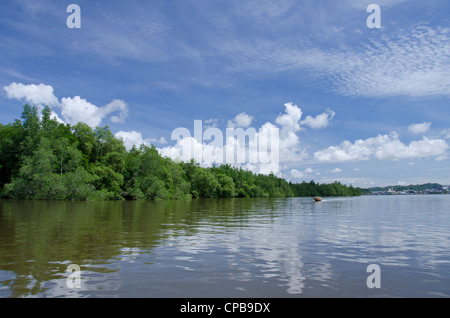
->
[289,180,361,197]
[0,105,361,200]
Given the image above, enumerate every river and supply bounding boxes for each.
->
[0,195,449,297]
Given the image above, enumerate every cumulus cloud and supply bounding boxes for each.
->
[408,122,431,135]
[3,82,59,106]
[159,136,208,164]
[300,109,335,129]
[59,97,101,128]
[276,102,302,132]
[275,102,302,151]
[114,130,146,150]
[314,133,449,162]
[290,167,315,179]
[3,82,129,128]
[115,130,167,151]
[227,112,254,128]
[58,97,128,128]
[49,110,65,124]
[290,169,305,179]
[148,136,168,145]
[331,168,342,173]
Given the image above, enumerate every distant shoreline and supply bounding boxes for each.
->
[359,183,449,196]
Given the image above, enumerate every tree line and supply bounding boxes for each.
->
[0,105,361,200]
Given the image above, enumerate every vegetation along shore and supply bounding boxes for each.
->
[1,105,362,201]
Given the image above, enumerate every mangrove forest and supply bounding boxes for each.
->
[0,105,361,200]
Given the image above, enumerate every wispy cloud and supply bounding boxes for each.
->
[408,122,431,135]
[220,25,450,97]
[441,129,450,140]
[4,2,448,99]
[343,0,412,10]
[328,26,450,97]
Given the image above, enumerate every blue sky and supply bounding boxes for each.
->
[1,0,449,187]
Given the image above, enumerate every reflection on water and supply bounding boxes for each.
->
[0,196,449,297]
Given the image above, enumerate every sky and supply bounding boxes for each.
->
[0,0,449,188]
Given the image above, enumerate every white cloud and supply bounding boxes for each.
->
[59,96,101,128]
[115,131,167,151]
[204,118,220,128]
[290,167,316,179]
[344,0,411,9]
[291,169,305,179]
[49,110,65,124]
[115,130,146,151]
[229,26,450,97]
[300,108,335,129]
[275,102,302,154]
[323,26,450,97]
[442,129,450,140]
[408,122,431,135]
[314,133,449,162]
[59,97,128,128]
[159,136,210,165]
[227,112,254,128]
[148,136,168,145]
[3,82,129,128]
[3,82,59,106]
[105,99,129,123]
[331,168,342,173]
[275,102,302,133]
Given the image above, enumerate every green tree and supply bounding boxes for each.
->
[4,138,63,199]
[72,122,96,168]
[217,174,235,198]
[0,120,25,190]
[88,126,126,198]
[190,168,220,198]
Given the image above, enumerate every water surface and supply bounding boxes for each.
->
[0,195,449,297]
